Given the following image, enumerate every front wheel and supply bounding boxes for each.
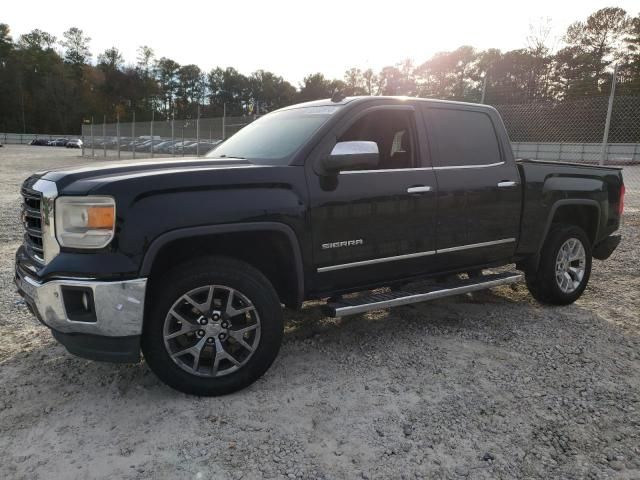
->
[142,256,283,396]
[525,224,592,305]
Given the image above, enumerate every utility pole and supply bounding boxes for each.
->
[600,63,618,166]
[480,74,488,104]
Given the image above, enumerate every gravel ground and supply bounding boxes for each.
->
[0,145,639,480]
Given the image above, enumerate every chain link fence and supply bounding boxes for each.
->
[496,96,640,164]
[0,132,80,145]
[5,91,637,202]
[79,116,254,159]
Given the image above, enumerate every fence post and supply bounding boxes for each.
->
[116,113,121,160]
[599,64,618,166]
[181,125,185,157]
[81,125,85,156]
[150,109,154,158]
[196,105,201,157]
[91,117,95,158]
[222,102,226,140]
[103,115,106,157]
[132,111,136,160]
[171,118,175,157]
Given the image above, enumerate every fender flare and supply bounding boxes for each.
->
[527,199,601,271]
[139,222,305,307]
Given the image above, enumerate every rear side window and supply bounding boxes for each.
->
[428,108,501,167]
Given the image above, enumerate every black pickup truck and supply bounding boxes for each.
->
[15,96,625,396]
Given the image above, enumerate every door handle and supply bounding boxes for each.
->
[407,186,432,194]
[497,181,517,188]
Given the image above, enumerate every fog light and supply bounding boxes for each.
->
[61,286,97,323]
[81,292,90,311]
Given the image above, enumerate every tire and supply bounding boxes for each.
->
[141,256,283,396]
[525,224,592,305]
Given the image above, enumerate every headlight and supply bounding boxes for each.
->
[55,196,115,248]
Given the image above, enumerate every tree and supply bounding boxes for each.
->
[362,68,378,95]
[61,27,91,66]
[343,68,368,96]
[17,29,56,51]
[208,67,248,115]
[136,46,155,75]
[97,47,124,71]
[156,57,181,117]
[177,64,205,118]
[2,6,640,136]
[416,47,477,99]
[618,14,640,95]
[247,70,296,114]
[298,73,339,101]
[556,7,632,96]
[0,24,16,132]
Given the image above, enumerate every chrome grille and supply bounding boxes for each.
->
[21,186,45,262]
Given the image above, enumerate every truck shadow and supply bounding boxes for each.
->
[281,284,529,343]
[1,282,636,403]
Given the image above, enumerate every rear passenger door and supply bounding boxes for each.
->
[423,106,521,269]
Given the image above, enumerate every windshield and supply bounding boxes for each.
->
[207,105,341,164]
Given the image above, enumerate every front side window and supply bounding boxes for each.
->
[208,105,341,165]
[337,109,416,170]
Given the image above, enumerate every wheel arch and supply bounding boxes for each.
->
[521,199,601,273]
[140,222,304,309]
[543,200,601,247]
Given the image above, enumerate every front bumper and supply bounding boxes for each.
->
[15,267,146,362]
[15,268,147,336]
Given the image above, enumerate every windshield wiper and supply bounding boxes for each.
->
[216,154,246,159]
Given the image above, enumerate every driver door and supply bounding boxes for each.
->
[306,105,439,293]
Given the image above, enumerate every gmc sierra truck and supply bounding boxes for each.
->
[15,96,625,396]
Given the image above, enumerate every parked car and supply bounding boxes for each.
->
[173,140,199,154]
[182,141,220,155]
[136,139,166,153]
[50,138,69,147]
[15,96,625,396]
[29,138,50,146]
[66,139,83,149]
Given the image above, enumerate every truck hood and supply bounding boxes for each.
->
[38,156,264,192]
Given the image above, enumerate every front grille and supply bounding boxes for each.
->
[21,186,45,262]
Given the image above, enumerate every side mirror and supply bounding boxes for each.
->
[322,141,379,173]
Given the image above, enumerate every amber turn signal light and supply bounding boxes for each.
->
[87,206,115,229]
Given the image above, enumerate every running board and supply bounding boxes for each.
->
[324,272,523,317]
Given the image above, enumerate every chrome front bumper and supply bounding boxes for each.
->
[15,269,147,337]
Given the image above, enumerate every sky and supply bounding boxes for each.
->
[3,0,639,85]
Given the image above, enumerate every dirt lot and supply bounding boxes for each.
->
[0,145,639,480]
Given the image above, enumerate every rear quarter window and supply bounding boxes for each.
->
[428,108,501,167]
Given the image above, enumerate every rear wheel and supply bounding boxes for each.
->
[525,224,592,305]
[142,256,283,396]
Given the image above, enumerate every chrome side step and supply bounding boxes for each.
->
[324,272,523,317]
